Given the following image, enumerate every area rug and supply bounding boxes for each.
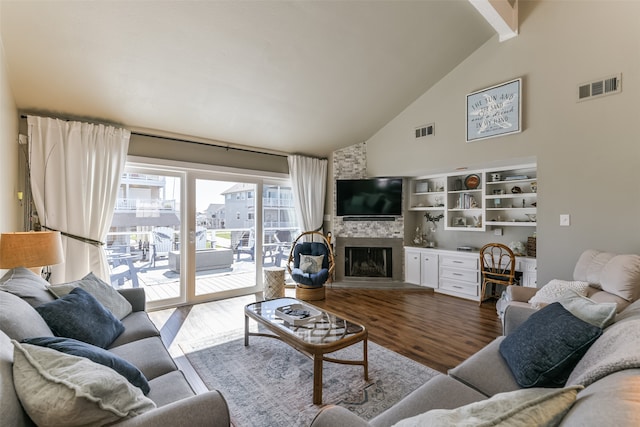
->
[182,336,440,427]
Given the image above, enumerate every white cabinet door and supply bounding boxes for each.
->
[405,248,421,285]
[420,252,438,288]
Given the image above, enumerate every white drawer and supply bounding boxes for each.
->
[440,267,479,283]
[440,255,478,269]
[439,279,479,297]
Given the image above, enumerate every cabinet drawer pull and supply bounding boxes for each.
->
[453,285,463,289]
[453,260,463,264]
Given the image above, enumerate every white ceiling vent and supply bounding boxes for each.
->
[577,74,621,102]
[414,123,435,140]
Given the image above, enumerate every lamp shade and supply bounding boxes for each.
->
[0,231,64,269]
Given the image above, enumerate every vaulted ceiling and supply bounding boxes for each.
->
[1,1,495,156]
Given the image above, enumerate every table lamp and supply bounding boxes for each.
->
[0,231,64,277]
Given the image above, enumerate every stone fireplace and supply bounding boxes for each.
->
[335,237,403,282]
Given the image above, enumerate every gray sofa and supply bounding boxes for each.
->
[0,268,230,427]
[310,250,640,427]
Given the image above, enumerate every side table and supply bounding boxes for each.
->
[263,267,285,300]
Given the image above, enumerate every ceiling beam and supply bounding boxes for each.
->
[469,0,518,42]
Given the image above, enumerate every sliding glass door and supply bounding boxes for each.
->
[192,178,259,300]
[107,160,297,309]
[107,170,184,307]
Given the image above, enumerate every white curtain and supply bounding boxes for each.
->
[27,116,130,284]
[288,155,328,232]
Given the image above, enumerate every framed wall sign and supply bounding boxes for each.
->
[466,78,521,142]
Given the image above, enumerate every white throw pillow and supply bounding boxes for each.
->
[48,272,132,319]
[392,385,582,427]
[528,279,590,309]
[299,254,324,274]
[12,341,155,427]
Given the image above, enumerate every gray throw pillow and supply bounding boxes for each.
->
[12,341,155,426]
[557,290,617,328]
[48,272,132,320]
[35,287,124,349]
[22,337,150,394]
[0,267,56,307]
[500,302,602,388]
[0,291,53,341]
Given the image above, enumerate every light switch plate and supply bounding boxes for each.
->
[560,214,571,226]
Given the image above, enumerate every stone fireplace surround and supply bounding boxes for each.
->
[335,237,403,282]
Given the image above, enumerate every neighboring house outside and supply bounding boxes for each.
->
[221,183,296,231]
[203,203,225,229]
[109,177,296,249]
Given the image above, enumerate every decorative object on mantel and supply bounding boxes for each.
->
[466,78,522,142]
[509,241,526,256]
[464,174,480,189]
[424,213,444,247]
[527,236,537,257]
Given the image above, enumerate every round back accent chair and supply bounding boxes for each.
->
[287,231,335,301]
[479,243,517,306]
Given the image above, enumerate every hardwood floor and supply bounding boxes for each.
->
[148,286,503,382]
[313,287,502,373]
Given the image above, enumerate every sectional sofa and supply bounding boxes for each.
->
[0,267,230,427]
[310,250,640,426]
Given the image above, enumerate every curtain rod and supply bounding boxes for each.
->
[131,131,289,159]
[20,114,288,159]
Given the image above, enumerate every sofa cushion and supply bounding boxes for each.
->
[0,267,56,307]
[561,370,640,427]
[528,279,590,309]
[448,337,520,397]
[573,249,616,287]
[370,374,488,427]
[146,371,196,407]
[22,336,150,395]
[0,291,53,341]
[599,254,640,302]
[109,311,161,348]
[12,340,155,427]
[35,287,124,348]
[499,303,602,388]
[587,290,631,313]
[48,272,132,319]
[108,337,178,381]
[557,290,617,328]
[391,385,582,427]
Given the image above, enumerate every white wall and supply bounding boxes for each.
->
[365,0,640,285]
[0,33,20,235]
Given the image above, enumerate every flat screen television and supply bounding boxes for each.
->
[336,178,403,217]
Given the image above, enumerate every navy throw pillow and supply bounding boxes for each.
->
[35,287,125,349]
[499,302,602,388]
[22,336,150,395]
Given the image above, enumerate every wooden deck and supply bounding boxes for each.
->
[115,258,294,303]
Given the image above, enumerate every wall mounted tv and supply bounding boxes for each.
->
[336,178,403,218]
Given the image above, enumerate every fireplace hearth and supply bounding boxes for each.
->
[335,237,403,282]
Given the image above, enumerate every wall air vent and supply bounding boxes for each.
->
[414,123,435,140]
[577,73,621,102]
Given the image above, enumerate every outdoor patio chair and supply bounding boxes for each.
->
[151,226,175,267]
